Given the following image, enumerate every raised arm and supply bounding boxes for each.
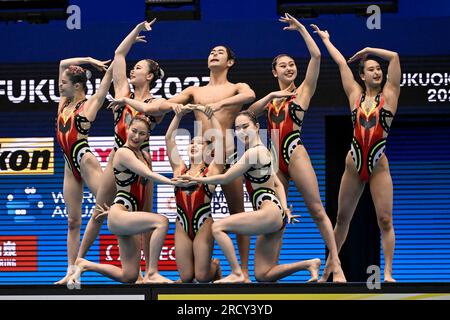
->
[58,57,110,112]
[116,148,176,185]
[207,83,256,112]
[165,108,192,173]
[59,57,110,86]
[247,84,295,118]
[349,47,401,109]
[280,13,321,109]
[311,24,362,107]
[59,57,90,85]
[83,62,114,122]
[113,19,156,98]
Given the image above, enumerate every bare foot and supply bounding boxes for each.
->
[212,258,222,282]
[67,259,87,290]
[332,266,346,283]
[54,273,71,286]
[135,271,144,284]
[384,275,396,283]
[214,272,246,284]
[143,272,173,284]
[242,269,252,283]
[174,278,183,284]
[319,260,346,283]
[54,265,77,285]
[306,258,322,283]
[318,266,330,283]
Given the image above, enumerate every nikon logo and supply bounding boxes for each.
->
[0,138,54,175]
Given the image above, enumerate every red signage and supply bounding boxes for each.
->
[99,234,176,271]
[0,236,38,271]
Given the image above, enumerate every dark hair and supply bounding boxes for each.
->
[129,114,151,132]
[358,56,382,75]
[238,110,259,125]
[272,54,294,70]
[212,45,237,64]
[66,65,89,90]
[220,45,236,62]
[143,59,164,84]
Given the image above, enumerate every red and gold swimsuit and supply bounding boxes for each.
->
[267,95,306,177]
[175,164,213,240]
[350,92,394,182]
[56,98,92,182]
[113,92,156,152]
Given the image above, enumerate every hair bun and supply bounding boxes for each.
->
[85,69,92,80]
[158,68,165,79]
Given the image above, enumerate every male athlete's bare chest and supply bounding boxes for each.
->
[193,86,236,104]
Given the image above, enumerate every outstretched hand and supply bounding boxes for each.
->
[279,13,305,31]
[94,203,110,222]
[177,174,204,183]
[107,98,127,112]
[310,24,330,41]
[134,35,147,44]
[171,177,198,188]
[138,18,157,32]
[284,204,300,224]
[89,58,111,72]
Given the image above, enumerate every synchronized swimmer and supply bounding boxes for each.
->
[53,15,399,288]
